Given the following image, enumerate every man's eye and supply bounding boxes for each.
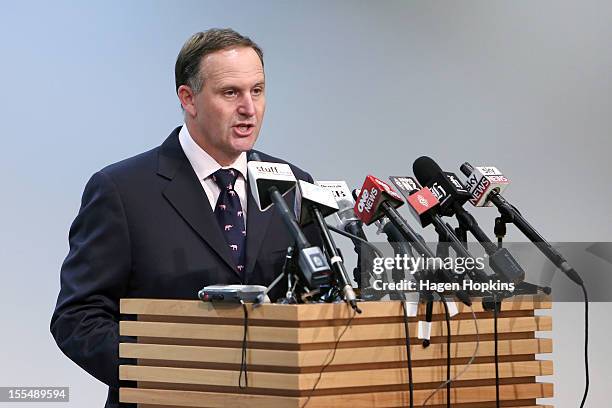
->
[252,88,263,96]
[223,90,237,97]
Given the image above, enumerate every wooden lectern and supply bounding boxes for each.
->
[119,296,553,407]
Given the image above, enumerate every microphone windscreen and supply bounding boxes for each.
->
[336,198,359,224]
[460,162,474,177]
[249,151,263,161]
[413,156,442,186]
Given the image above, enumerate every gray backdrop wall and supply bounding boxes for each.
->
[1,1,610,406]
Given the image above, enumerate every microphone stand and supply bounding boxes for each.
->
[431,232,453,408]
[279,246,299,304]
[452,195,548,408]
[454,219,469,248]
[311,205,361,313]
[256,246,305,305]
[486,215,551,307]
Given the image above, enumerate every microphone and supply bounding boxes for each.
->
[460,165,589,408]
[355,188,437,303]
[294,180,339,225]
[460,162,583,286]
[411,160,472,217]
[413,156,525,285]
[353,175,427,254]
[460,165,510,207]
[295,180,360,312]
[351,187,421,279]
[389,176,440,228]
[247,155,332,289]
[317,181,371,288]
[389,176,492,283]
[353,176,471,305]
[316,181,367,248]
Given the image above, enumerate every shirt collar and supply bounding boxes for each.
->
[178,124,248,181]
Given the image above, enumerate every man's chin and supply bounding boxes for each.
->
[231,136,258,154]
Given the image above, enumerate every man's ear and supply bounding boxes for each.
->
[177,85,197,117]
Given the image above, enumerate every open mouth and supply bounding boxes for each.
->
[236,124,254,132]
[233,123,255,136]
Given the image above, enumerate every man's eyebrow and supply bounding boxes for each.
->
[215,82,265,92]
[216,78,265,87]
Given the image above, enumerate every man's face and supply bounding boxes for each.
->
[182,46,265,165]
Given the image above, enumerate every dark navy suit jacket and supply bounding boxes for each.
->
[50,126,320,407]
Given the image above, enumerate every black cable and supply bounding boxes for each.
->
[422,305,480,407]
[326,224,385,258]
[301,310,357,408]
[400,300,415,408]
[493,296,500,408]
[579,283,590,408]
[440,299,451,408]
[238,301,249,389]
[327,223,390,293]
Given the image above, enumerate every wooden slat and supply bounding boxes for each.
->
[120,297,551,321]
[306,383,554,407]
[120,338,552,367]
[119,360,552,390]
[121,388,296,408]
[134,308,537,328]
[134,403,552,408]
[293,296,551,321]
[120,316,552,343]
[120,383,553,407]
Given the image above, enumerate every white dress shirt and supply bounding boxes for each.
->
[178,124,248,227]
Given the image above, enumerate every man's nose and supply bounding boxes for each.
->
[237,94,256,117]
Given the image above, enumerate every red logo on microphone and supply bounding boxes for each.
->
[407,187,438,215]
[354,175,404,225]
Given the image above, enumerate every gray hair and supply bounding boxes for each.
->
[175,28,264,94]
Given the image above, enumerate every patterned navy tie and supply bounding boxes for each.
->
[211,168,246,277]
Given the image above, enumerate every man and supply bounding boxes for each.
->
[50,29,320,408]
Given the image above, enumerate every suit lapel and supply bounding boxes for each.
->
[158,128,240,279]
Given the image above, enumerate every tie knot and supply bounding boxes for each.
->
[212,168,239,190]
